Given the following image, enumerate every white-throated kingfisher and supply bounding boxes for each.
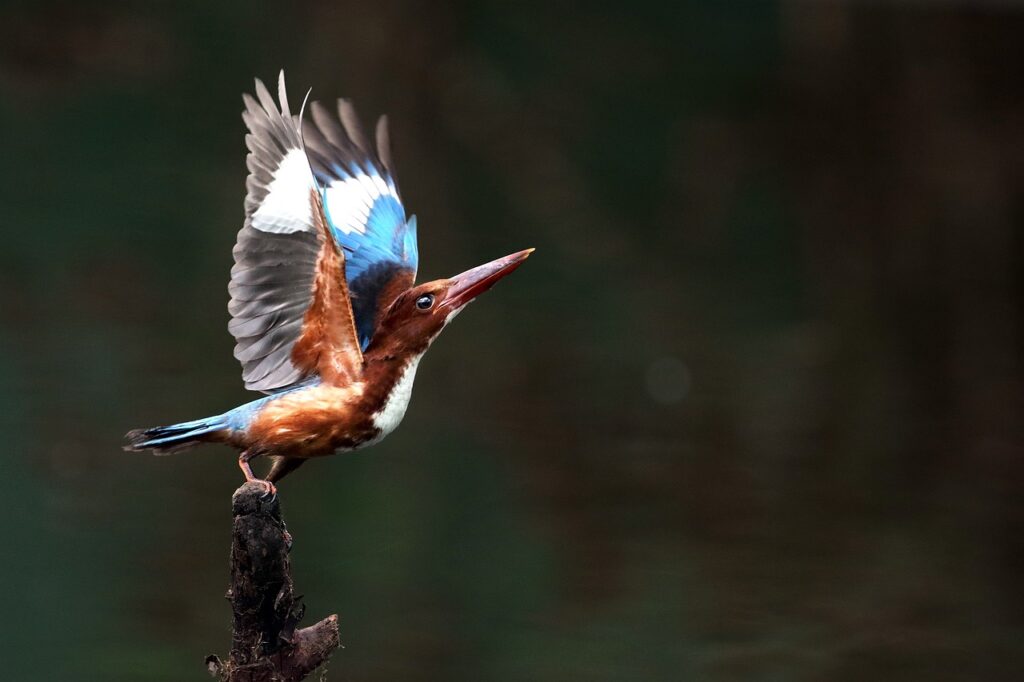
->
[125,72,533,492]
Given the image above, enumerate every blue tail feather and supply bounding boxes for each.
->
[124,414,229,454]
[124,383,316,454]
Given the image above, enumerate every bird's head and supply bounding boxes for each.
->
[370,248,534,356]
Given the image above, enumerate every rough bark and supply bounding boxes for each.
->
[206,482,340,681]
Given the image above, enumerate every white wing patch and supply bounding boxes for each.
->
[323,172,400,236]
[251,150,317,234]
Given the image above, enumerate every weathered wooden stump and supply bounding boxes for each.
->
[206,482,340,681]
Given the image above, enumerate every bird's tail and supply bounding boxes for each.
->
[124,414,230,455]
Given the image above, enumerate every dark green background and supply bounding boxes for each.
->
[2,1,1022,680]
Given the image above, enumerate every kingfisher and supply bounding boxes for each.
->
[125,72,533,493]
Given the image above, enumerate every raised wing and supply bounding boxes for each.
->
[229,72,363,392]
[302,101,418,350]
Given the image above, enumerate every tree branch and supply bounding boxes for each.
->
[206,482,340,681]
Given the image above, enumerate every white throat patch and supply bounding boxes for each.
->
[444,304,467,326]
[370,353,424,439]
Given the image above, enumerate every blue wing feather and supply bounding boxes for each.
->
[303,101,418,349]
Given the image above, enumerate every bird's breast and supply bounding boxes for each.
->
[243,353,426,457]
[246,381,376,457]
[368,353,423,443]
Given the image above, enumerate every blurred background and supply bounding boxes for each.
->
[1,1,1022,680]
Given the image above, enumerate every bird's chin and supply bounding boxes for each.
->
[442,304,467,326]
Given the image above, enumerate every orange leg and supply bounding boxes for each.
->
[238,449,277,497]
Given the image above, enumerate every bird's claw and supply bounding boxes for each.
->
[253,479,277,498]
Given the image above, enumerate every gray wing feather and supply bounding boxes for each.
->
[234,317,305,363]
[228,293,310,318]
[310,102,349,151]
[243,345,304,387]
[375,115,398,192]
[337,99,372,157]
[228,282,313,311]
[227,302,309,337]
[229,72,324,393]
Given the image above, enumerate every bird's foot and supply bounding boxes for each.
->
[238,451,277,498]
[250,478,277,498]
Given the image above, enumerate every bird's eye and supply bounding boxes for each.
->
[415,294,434,310]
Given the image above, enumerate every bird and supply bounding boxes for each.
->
[124,72,533,493]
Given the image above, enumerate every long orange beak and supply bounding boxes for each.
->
[441,248,534,310]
